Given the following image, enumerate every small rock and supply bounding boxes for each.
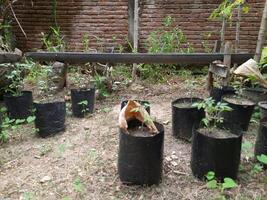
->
[163,120,170,125]
[171,161,178,167]
[40,176,52,183]
[165,156,172,162]
[84,126,90,130]
[34,155,41,159]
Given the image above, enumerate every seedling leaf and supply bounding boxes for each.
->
[27,116,36,123]
[205,171,215,181]
[206,180,218,189]
[257,154,267,165]
[222,178,237,190]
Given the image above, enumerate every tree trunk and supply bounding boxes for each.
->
[254,0,267,62]
[235,4,242,53]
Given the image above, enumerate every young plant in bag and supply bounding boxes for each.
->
[1,59,35,97]
[37,65,58,103]
[192,97,232,130]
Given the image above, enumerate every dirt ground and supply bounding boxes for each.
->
[0,75,266,200]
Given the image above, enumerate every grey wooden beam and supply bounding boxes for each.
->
[25,52,254,65]
[0,53,21,63]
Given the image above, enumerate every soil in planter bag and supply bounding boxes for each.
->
[34,101,66,137]
[118,100,163,185]
[255,121,267,169]
[4,91,33,119]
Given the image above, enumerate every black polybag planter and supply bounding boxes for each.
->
[172,98,205,141]
[221,95,255,131]
[243,87,267,103]
[209,86,235,103]
[118,120,164,185]
[34,101,66,137]
[121,100,150,114]
[258,101,267,120]
[254,121,267,169]
[4,91,33,120]
[71,87,95,118]
[191,129,242,180]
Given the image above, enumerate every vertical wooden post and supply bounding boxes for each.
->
[131,0,139,81]
[222,41,232,86]
[128,0,139,80]
[207,40,221,91]
[235,4,242,53]
[128,0,134,47]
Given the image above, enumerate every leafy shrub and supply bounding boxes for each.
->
[141,16,194,82]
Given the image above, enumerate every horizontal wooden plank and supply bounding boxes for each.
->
[25,52,254,65]
[0,53,21,64]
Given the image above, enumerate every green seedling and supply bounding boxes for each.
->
[257,154,267,165]
[78,100,89,114]
[192,97,232,129]
[73,178,84,193]
[0,59,35,97]
[206,171,238,195]
[102,107,111,113]
[22,192,36,200]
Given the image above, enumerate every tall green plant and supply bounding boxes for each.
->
[209,0,249,50]
[0,59,35,96]
[142,16,193,82]
[193,97,232,129]
[146,16,193,53]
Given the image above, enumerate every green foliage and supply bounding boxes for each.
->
[0,107,35,143]
[257,154,267,165]
[92,75,109,98]
[251,163,263,174]
[241,141,254,159]
[82,34,90,52]
[209,0,249,22]
[192,97,232,128]
[206,171,237,193]
[22,192,36,200]
[146,16,193,53]
[73,178,84,193]
[141,16,193,83]
[78,100,89,114]
[36,65,58,102]
[68,71,91,89]
[41,26,66,52]
[0,18,13,51]
[1,59,35,96]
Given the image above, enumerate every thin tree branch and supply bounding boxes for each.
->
[8,0,27,38]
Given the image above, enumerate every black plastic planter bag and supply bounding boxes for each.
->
[243,87,267,104]
[209,86,235,103]
[118,120,164,185]
[191,129,242,180]
[221,96,255,131]
[255,121,267,169]
[71,88,95,118]
[259,101,267,120]
[172,98,205,141]
[121,100,150,114]
[4,91,33,120]
[34,101,66,137]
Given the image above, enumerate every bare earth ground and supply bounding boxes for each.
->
[0,75,266,200]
